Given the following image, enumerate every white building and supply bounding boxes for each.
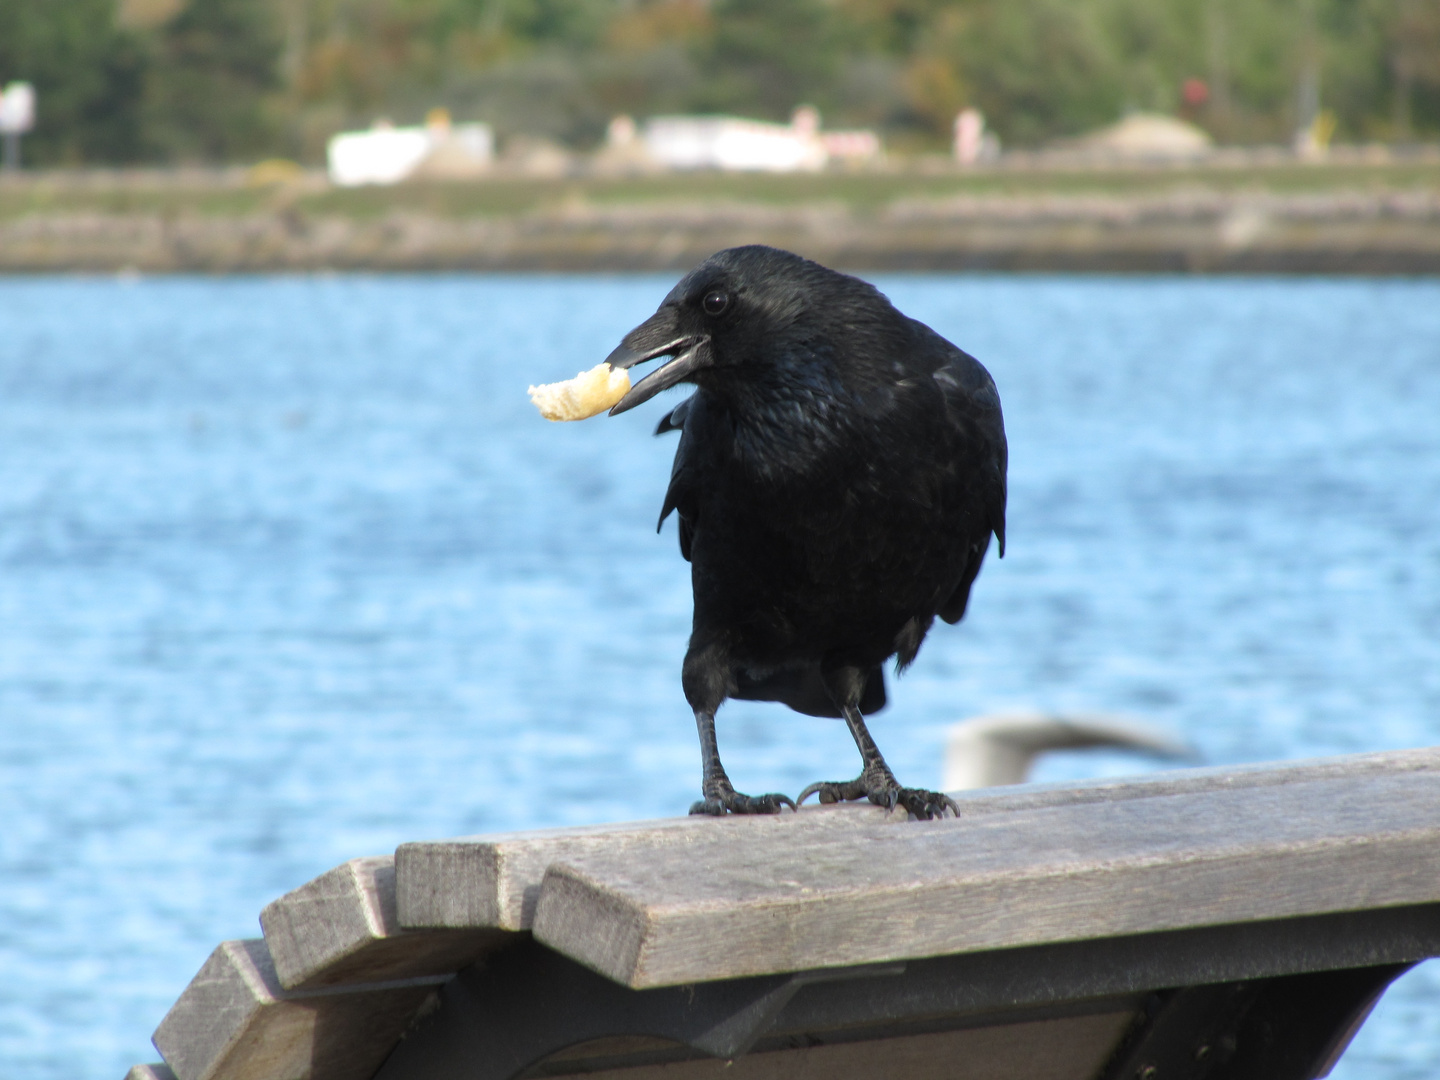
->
[641,107,877,173]
[327,112,494,186]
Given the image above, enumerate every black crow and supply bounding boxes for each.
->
[603,246,1007,819]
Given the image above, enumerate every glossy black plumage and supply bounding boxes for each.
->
[605,245,1007,818]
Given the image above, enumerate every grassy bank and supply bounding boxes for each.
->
[3,155,1439,273]
[1,154,1438,219]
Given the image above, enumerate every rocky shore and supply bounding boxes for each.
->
[4,182,1439,275]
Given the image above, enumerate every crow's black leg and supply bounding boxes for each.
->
[688,709,795,816]
[798,669,959,820]
[683,641,795,816]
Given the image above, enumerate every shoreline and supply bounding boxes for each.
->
[4,168,1439,275]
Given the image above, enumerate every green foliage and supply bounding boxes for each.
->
[0,0,147,163]
[690,0,844,119]
[934,0,1125,142]
[6,0,1440,163]
[143,0,283,159]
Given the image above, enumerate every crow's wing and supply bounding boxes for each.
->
[653,395,692,435]
[930,342,1008,624]
[654,393,702,562]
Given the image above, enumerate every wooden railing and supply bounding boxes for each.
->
[129,746,1440,1080]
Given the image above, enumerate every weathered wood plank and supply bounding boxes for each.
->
[260,856,503,990]
[529,768,1440,988]
[396,746,1440,932]
[396,809,903,930]
[151,938,445,1080]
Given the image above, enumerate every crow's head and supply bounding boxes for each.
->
[604,245,887,416]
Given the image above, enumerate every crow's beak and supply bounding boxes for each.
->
[604,308,712,416]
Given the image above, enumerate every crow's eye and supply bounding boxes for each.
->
[702,290,730,317]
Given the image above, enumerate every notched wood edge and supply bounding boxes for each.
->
[396,841,505,929]
[533,863,653,987]
[260,857,394,988]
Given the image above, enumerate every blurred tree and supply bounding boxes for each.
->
[143,0,283,160]
[903,51,968,135]
[689,0,846,120]
[605,0,711,54]
[942,0,1122,144]
[0,0,148,163]
[1203,0,1297,142]
[591,1,710,123]
[1382,0,1440,137]
[1101,0,1206,116]
[6,0,1440,163]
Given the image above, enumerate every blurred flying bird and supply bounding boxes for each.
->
[942,712,1196,790]
[604,246,1007,818]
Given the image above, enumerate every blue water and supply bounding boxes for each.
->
[1,273,1438,1079]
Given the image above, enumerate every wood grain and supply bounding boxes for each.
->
[151,939,446,1080]
[260,857,502,990]
[397,746,1440,933]
[530,767,1440,988]
[396,810,901,930]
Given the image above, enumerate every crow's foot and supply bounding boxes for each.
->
[690,776,796,816]
[797,771,959,820]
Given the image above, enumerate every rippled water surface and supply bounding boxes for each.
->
[2,274,1439,1078]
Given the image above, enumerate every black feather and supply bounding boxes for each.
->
[624,245,1006,723]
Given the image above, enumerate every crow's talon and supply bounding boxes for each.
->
[735,791,796,813]
[692,782,795,815]
[798,776,958,820]
[894,787,961,820]
[797,779,866,805]
[868,786,898,812]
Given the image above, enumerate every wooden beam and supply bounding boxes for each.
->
[137,748,1440,1080]
[397,808,899,930]
[529,766,1440,987]
[494,1010,1136,1080]
[259,856,503,990]
[396,747,1440,934]
[151,939,445,1080]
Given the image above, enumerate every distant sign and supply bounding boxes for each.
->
[0,82,36,134]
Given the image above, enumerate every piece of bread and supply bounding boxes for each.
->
[528,363,632,421]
